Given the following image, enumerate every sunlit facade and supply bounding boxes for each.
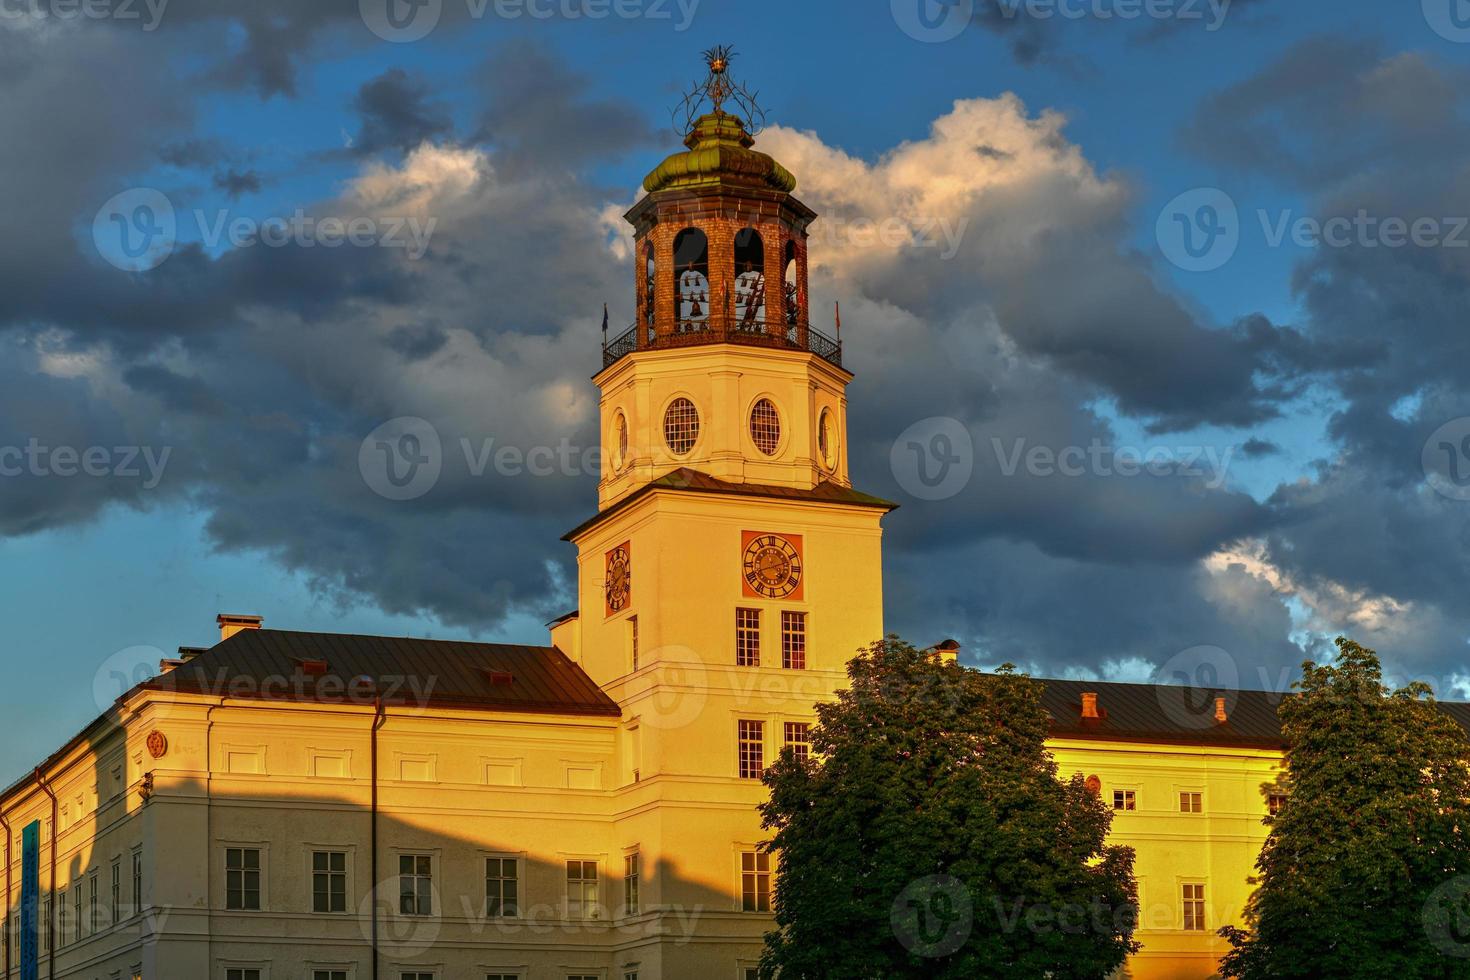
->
[1,74,1330,980]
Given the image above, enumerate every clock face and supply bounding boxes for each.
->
[742,532,803,600]
[605,543,632,615]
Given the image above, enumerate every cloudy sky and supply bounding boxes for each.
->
[2,0,1468,783]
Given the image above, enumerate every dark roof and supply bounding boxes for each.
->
[564,467,898,540]
[1039,677,1470,749]
[142,629,621,717]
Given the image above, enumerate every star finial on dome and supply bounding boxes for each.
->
[673,45,768,140]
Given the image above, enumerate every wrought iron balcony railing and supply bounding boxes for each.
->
[602,317,843,370]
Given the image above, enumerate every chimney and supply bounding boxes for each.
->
[217,614,263,642]
[1081,692,1100,720]
[933,639,961,665]
[1214,696,1229,725]
[177,646,208,662]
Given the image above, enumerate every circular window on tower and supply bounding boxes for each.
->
[750,398,782,456]
[610,411,629,471]
[663,397,700,456]
[818,408,838,470]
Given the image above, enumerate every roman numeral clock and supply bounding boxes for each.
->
[741,531,804,600]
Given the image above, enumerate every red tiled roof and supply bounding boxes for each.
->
[143,629,620,717]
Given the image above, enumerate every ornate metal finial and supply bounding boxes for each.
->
[673,46,768,139]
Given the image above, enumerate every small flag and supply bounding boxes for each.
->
[602,303,609,334]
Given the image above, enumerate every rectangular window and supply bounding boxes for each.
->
[89,871,99,932]
[624,852,640,915]
[1112,790,1136,812]
[313,851,348,913]
[1268,793,1288,816]
[629,615,639,672]
[783,722,811,763]
[567,976,598,980]
[111,859,121,926]
[486,857,519,917]
[401,974,434,980]
[1182,883,1206,931]
[487,976,520,980]
[314,972,348,980]
[736,609,761,667]
[399,855,432,916]
[58,890,66,946]
[781,611,806,670]
[738,720,765,779]
[225,848,262,911]
[227,971,262,980]
[741,851,772,913]
[73,884,82,939]
[1178,792,1203,814]
[566,860,599,920]
[132,849,143,914]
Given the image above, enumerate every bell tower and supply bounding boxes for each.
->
[556,48,892,798]
[596,48,850,509]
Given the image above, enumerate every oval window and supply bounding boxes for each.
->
[611,412,629,471]
[818,408,837,469]
[750,398,781,456]
[663,397,700,456]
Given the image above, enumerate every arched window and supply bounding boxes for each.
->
[643,242,657,342]
[673,228,709,333]
[734,228,765,329]
[783,239,799,329]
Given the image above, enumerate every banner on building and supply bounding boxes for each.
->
[20,820,39,980]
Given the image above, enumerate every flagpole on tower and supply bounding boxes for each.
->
[601,303,609,352]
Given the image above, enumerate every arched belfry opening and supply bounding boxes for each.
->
[734,228,765,329]
[605,47,839,370]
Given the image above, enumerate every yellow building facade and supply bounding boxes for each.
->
[0,86,1312,980]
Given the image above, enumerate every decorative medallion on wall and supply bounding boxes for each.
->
[146,730,168,760]
[605,541,632,617]
[741,531,804,600]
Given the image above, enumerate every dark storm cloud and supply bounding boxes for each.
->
[353,69,455,156]
[1183,38,1470,669]
[471,43,659,171]
[384,322,451,361]
[213,169,265,198]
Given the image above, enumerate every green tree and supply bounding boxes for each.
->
[1220,637,1470,979]
[759,637,1138,979]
